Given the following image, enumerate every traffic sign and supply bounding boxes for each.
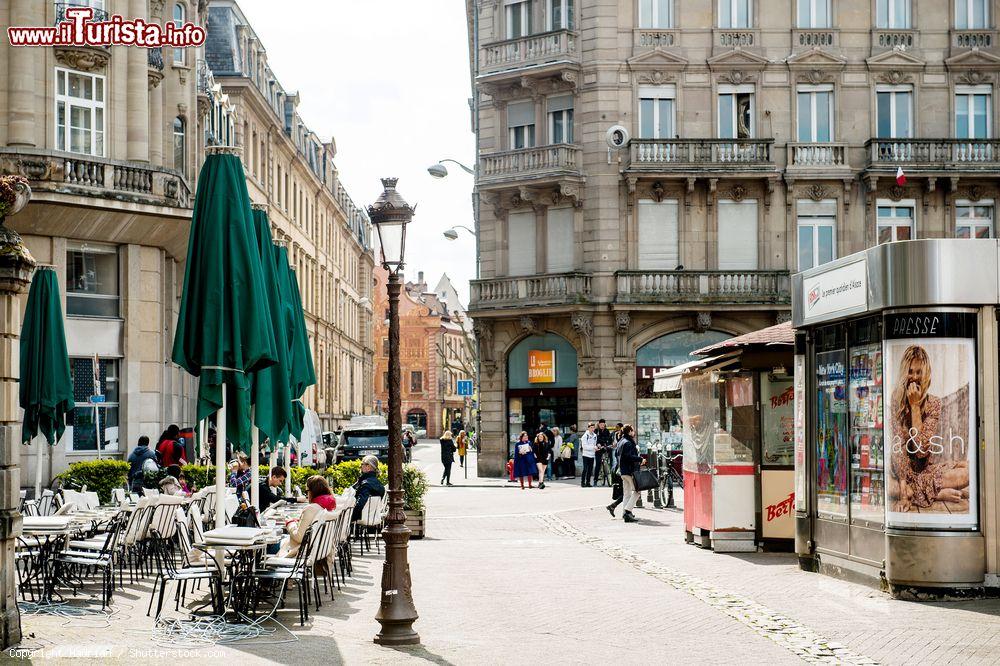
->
[457,379,474,396]
[88,395,106,404]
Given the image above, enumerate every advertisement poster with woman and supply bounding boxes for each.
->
[883,312,977,530]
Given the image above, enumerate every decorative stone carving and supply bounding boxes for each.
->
[520,316,537,336]
[806,184,829,202]
[54,46,109,72]
[16,159,51,181]
[798,69,833,85]
[559,182,582,207]
[615,312,631,357]
[775,312,793,325]
[0,176,34,261]
[482,360,498,378]
[474,319,494,363]
[957,71,993,86]
[967,185,986,202]
[637,70,675,85]
[695,311,712,333]
[571,313,594,358]
[877,70,912,85]
[615,312,631,334]
[728,184,747,202]
[650,181,665,203]
[148,71,164,90]
[614,362,629,377]
[560,70,578,86]
[150,0,165,15]
[888,184,906,201]
[721,70,754,85]
[517,186,536,204]
[579,359,597,377]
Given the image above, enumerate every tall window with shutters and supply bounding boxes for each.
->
[508,101,536,149]
[639,86,676,139]
[637,200,679,270]
[507,210,537,276]
[546,207,574,272]
[547,95,574,144]
[717,200,759,270]
[506,0,533,38]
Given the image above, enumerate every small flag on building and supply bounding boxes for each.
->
[896,166,907,186]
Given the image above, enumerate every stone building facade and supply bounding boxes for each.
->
[373,268,475,439]
[0,0,372,484]
[465,0,1000,474]
[206,0,375,432]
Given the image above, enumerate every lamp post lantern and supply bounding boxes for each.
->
[368,177,420,646]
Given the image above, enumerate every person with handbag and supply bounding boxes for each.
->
[512,431,537,490]
[440,431,457,486]
[556,428,574,479]
[531,432,551,489]
[607,424,644,523]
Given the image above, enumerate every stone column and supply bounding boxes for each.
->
[149,77,164,165]
[126,0,150,162]
[0,179,35,648]
[8,0,41,146]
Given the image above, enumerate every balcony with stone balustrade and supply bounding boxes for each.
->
[478,144,583,190]
[864,138,1000,176]
[469,272,592,313]
[479,29,580,82]
[623,138,776,177]
[615,270,792,307]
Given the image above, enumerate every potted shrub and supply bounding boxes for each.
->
[402,465,429,538]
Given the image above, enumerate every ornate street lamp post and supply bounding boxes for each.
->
[368,177,420,646]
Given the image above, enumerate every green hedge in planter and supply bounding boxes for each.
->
[131,460,429,511]
[56,460,129,505]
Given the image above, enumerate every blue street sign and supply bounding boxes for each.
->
[88,395,106,404]
[457,379,474,396]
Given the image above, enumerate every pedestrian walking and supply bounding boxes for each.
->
[127,435,157,492]
[512,431,537,489]
[403,430,416,463]
[608,424,644,523]
[456,430,469,468]
[156,424,183,467]
[532,432,551,489]
[440,430,457,486]
[594,419,613,486]
[580,423,597,487]
[555,428,574,479]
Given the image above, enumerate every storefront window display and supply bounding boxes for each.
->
[762,375,794,466]
[849,317,884,525]
[815,326,848,520]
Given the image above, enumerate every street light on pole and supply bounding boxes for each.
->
[368,177,420,646]
[443,225,476,241]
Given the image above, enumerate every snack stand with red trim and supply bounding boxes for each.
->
[654,323,796,553]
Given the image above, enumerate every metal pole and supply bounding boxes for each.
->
[34,438,42,501]
[250,407,260,510]
[199,419,207,463]
[215,386,226,530]
[94,403,102,461]
[374,271,420,645]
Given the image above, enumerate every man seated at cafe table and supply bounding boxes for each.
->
[351,455,385,522]
[258,466,295,512]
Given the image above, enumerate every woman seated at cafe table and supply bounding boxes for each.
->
[277,475,337,558]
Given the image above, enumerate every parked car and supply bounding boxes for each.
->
[337,416,389,464]
[402,423,427,439]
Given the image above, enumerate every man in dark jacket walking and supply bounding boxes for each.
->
[127,436,156,492]
[607,425,644,523]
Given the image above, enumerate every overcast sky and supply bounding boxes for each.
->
[237,0,476,305]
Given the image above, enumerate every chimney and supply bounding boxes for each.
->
[418,271,424,283]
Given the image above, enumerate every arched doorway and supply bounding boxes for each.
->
[635,330,731,451]
[506,333,578,459]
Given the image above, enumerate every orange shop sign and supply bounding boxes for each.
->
[527,350,556,383]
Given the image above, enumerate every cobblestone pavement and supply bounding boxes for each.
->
[11,442,1000,664]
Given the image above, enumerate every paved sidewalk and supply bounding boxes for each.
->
[12,446,1000,664]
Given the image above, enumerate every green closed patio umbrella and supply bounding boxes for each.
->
[274,245,315,444]
[172,149,277,527]
[247,205,293,507]
[19,267,74,499]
